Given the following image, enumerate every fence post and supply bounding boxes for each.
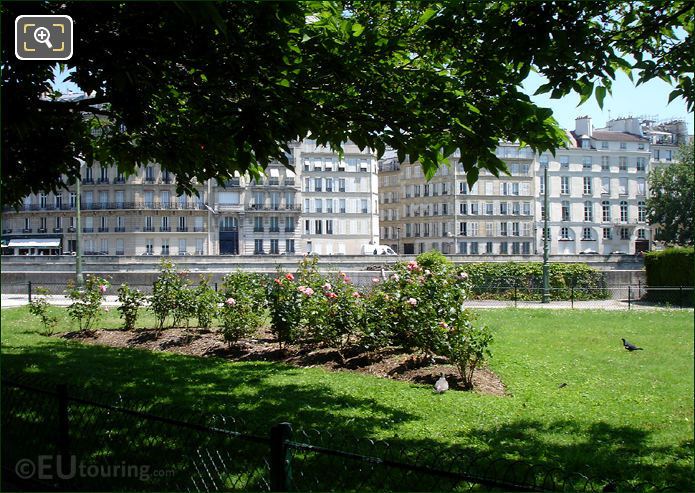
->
[28,281,32,303]
[571,284,574,309]
[57,384,70,460]
[514,282,517,309]
[214,282,218,292]
[627,286,632,310]
[270,422,293,492]
[679,286,683,309]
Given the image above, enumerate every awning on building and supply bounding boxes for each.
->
[7,238,61,248]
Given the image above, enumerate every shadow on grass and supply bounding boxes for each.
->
[2,339,693,491]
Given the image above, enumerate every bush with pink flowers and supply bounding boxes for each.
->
[66,275,110,331]
[219,272,267,344]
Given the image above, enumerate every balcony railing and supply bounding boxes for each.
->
[2,229,12,234]
[114,177,127,184]
[83,228,94,233]
[67,227,76,233]
[114,227,126,233]
[160,227,171,232]
[4,201,208,212]
[98,227,109,232]
[245,204,301,212]
[193,226,206,232]
[143,227,155,232]
[253,228,264,232]
[81,178,94,184]
[38,228,47,233]
[269,227,280,233]
[97,178,110,184]
[176,227,188,232]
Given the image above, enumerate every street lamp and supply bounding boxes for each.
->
[75,173,84,288]
[542,162,549,303]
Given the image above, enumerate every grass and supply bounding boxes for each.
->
[1,306,693,489]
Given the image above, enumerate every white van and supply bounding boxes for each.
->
[360,244,398,256]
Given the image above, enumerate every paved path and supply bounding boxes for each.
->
[2,294,687,311]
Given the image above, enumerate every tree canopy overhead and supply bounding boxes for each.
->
[2,1,693,205]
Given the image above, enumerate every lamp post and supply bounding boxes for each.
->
[542,163,549,303]
[75,173,84,288]
[396,227,401,254]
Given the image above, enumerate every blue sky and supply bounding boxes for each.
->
[54,65,693,134]
[523,71,693,133]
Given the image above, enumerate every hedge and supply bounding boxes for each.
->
[461,262,609,301]
[644,247,694,305]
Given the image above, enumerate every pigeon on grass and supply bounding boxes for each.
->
[434,373,449,394]
[622,338,643,351]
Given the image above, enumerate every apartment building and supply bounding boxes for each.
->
[538,117,652,255]
[1,141,379,256]
[299,141,379,255]
[379,144,536,255]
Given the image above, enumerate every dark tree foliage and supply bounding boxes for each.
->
[2,1,692,206]
[647,143,695,246]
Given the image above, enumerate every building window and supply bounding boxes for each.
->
[254,217,264,232]
[499,222,507,236]
[500,202,508,215]
[601,177,610,195]
[326,220,333,235]
[254,239,264,254]
[620,142,627,150]
[145,166,155,182]
[146,239,154,255]
[637,228,646,239]
[178,216,187,232]
[601,141,608,149]
[603,228,612,240]
[560,227,570,240]
[637,178,646,196]
[270,239,279,254]
[583,156,592,170]
[619,178,627,195]
[512,222,520,237]
[314,178,322,192]
[638,201,646,222]
[561,176,570,195]
[561,201,570,222]
[601,156,610,171]
[583,177,592,195]
[39,193,47,209]
[315,220,322,234]
[619,156,628,171]
[338,178,346,193]
[160,216,170,232]
[560,156,569,169]
[636,158,646,172]
[620,227,629,240]
[161,240,169,256]
[584,201,593,222]
[500,242,508,254]
[315,198,322,213]
[620,201,628,222]
[116,239,125,256]
[285,239,295,253]
[361,199,368,214]
[270,216,280,233]
[582,227,593,240]
[485,202,493,215]
[196,238,204,255]
[470,242,479,254]
[602,201,611,222]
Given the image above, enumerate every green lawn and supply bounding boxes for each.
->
[1,307,693,489]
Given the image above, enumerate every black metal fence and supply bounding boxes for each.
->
[4,282,693,310]
[0,376,680,492]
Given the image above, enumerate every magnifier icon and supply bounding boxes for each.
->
[33,26,53,49]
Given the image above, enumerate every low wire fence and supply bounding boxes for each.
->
[1,375,679,492]
[2,282,693,310]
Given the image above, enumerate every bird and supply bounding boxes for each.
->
[434,373,449,393]
[622,338,643,351]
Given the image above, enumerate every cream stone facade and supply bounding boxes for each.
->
[1,141,379,257]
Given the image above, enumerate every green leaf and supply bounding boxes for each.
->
[595,86,607,109]
[351,22,364,37]
[277,79,291,87]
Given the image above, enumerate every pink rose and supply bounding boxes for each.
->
[352,292,361,298]
[322,282,332,291]
[372,277,380,284]
[304,287,314,296]
[458,272,469,280]
[274,278,282,285]
[390,274,400,281]
[98,284,108,294]
[406,297,418,306]
[225,298,236,306]
[285,273,295,281]
[326,292,337,299]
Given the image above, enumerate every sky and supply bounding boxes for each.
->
[523,71,693,133]
[53,65,693,134]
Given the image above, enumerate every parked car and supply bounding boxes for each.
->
[580,248,598,255]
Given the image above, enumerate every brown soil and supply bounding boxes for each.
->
[59,327,506,396]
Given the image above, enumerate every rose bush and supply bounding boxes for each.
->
[66,275,110,331]
[219,272,267,344]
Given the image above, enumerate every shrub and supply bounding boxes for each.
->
[307,273,365,360]
[194,276,220,329]
[267,271,303,348]
[462,262,608,300]
[66,275,110,331]
[219,272,267,344]
[172,274,197,328]
[117,283,145,330]
[644,247,694,305]
[28,286,59,335]
[150,260,183,329]
[440,315,493,390]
